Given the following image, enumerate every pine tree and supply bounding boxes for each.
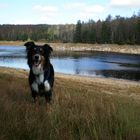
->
[74,20,82,43]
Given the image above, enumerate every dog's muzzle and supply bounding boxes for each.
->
[33,54,41,66]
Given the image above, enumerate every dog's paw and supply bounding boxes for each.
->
[31,82,39,92]
[44,80,50,91]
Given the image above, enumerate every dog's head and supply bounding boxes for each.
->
[24,41,53,68]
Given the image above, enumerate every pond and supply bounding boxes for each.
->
[0,46,140,81]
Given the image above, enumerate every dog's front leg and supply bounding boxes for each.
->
[31,82,39,105]
[31,90,39,105]
[45,91,52,111]
[34,96,39,105]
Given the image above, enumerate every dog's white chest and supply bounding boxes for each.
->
[32,64,43,75]
[31,73,51,93]
[36,74,44,84]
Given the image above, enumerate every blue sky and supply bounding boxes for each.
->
[0,0,139,24]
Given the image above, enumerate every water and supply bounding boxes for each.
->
[0,46,140,81]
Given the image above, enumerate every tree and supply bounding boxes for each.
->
[74,20,82,43]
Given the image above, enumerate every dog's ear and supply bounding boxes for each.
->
[43,44,53,56]
[24,41,35,51]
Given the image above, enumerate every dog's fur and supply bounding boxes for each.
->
[24,41,54,103]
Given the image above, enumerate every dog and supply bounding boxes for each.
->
[24,41,54,104]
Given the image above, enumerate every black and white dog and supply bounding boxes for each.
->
[24,41,54,104]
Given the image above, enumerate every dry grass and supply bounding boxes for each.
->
[0,41,140,54]
[0,41,25,46]
[0,67,140,140]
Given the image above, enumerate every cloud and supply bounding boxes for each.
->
[33,5,58,13]
[83,5,104,14]
[110,0,140,8]
[32,3,105,24]
[63,2,104,18]
[33,5,62,24]
[64,2,85,9]
[64,2,104,14]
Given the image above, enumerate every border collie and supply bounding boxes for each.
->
[24,41,54,104]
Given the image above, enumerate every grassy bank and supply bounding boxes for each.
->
[0,67,140,140]
[0,41,24,46]
[0,41,140,54]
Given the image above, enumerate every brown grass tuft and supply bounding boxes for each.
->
[0,68,140,140]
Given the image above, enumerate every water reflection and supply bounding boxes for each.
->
[0,46,140,81]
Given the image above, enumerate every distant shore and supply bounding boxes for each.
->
[0,41,140,54]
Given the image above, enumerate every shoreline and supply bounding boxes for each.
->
[0,41,140,54]
[0,67,140,100]
[0,66,139,84]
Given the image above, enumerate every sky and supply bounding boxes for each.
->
[0,0,140,25]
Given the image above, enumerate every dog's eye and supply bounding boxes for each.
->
[40,48,43,52]
[34,48,37,51]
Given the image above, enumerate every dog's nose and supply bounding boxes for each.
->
[35,55,39,60]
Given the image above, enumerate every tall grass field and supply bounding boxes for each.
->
[0,68,140,140]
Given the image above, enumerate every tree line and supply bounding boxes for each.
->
[0,12,140,44]
[74,13,140,44]
[0,24,75,42]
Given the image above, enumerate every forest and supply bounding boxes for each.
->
[0,12,140,44]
